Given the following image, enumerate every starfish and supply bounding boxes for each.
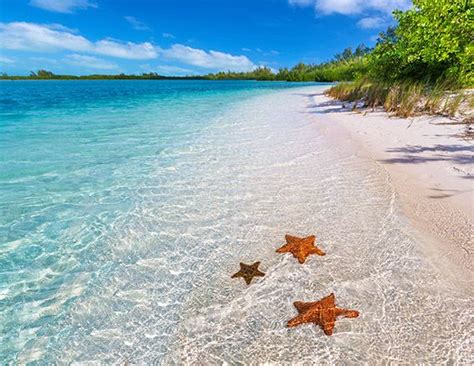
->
[276,234,325,264]
[231,261,265,285]
[287,293,359,336]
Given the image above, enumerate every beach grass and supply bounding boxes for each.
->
[325,78,471,119]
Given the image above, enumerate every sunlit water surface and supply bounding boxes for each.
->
[0,81,471,364]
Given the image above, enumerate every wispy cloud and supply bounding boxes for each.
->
[357,16,388,29]
[43,23,79,33]
[30,0,97,13]
[140,64,196,75]
[162,44,255,71]
[162,33,175,39]
[124,16,150,31]
[0,22,257,72]
[65,54,118,69]
[289,0,411,15]
[288,0,314,6]
[0,56,14,64]
[156,65,196,75]
[29,56,59,64]
[256,48,280,56]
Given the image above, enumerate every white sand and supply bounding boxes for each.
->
[305,88,473,289]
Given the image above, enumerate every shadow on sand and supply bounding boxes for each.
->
[380,144,473,165]
[299,91,474,196]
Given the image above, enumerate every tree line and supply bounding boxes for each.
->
[0,44,370,82]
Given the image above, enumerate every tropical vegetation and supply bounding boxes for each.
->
[326,0,473,118]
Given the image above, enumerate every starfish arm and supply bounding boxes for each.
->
[276,243,292,253]
[320,293,336,306]
[335,308,359,318]
[287,314,308,328]
[243,276,252,285]
[322,322,335,336]
[251,261,261,269]
[294,301,317,313]
[309,246,326,256]
[285,234,300,243]
[255,270,265,277]
[231,271,242,279]
[295,253,308,264]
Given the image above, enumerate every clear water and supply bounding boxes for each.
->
[0,81,472,364]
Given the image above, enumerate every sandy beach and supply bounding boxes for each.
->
[304,88,473,291]
[161,86,473,364]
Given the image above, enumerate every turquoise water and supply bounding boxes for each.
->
[1,80,471,364]
[0,80,320,362]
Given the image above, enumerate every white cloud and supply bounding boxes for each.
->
[0,22,91,52]
[30,0,96,13]
[0,22,257,72]
[162,44,255,71]
[0,22,157,59]
[0,56,14,63]
[162,33,175,39]
[289,0,411,15]
[288,0,314,5]
[29,56,59,64]
[43,23,79,33]
[257,48,280,56]
[94,39,156,59]
[65,54,118,69]
[156,65,196,75]
[357,16,387,29]
[124,16,150,31]
[140,64,197,75]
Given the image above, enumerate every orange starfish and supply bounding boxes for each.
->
[276,234,325,264]
[231,261,265,285]
[287,293,359,336]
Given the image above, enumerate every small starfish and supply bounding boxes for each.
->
[287,293,359,336]
[276,234,325,264]
[231,261,265,285]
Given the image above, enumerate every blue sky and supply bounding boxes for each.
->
[0,0,412,75]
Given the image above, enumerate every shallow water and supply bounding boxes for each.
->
[0,81,472,364]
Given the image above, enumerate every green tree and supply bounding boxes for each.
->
[369,0,473,85]
[36,70,55,79]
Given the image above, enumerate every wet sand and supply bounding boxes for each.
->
[305,89,473,291]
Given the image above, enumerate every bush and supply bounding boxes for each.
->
[368,0,473,86]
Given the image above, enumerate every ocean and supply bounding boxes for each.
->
[0,80,471,364]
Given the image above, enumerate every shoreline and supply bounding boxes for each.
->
[304,88,473,290]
